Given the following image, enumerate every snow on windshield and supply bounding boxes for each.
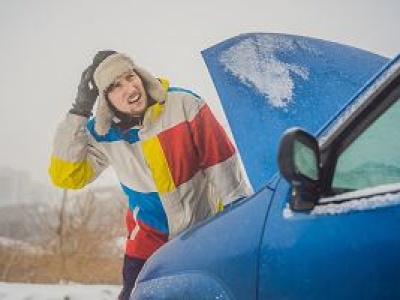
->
[219,35,309,108]
[283,182,400,218]
[312,191,400,216]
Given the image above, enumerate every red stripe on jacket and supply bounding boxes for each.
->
[190,104,236,168]
[159,104,236,187]
[158,121,201,187]
[125,209,168,259]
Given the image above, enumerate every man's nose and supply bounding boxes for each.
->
[121,82,134,98]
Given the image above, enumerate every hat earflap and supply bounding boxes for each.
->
[135,66,167,103]
[94,94,114,136]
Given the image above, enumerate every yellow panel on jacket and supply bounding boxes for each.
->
[49,156,95,189]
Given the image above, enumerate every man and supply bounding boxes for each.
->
[49,50,252,299]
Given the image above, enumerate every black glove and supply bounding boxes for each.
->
[69,50,117,117]
[69,64,98,117]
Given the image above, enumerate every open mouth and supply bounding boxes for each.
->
[128,92,141,104]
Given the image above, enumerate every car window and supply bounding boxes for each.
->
[332,96,400,192]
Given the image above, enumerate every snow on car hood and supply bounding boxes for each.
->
[218,35,310,108]
[202,33,388,192]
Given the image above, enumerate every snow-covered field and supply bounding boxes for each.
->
[0,282,121,300]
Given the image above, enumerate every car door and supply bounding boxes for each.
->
[258,58,400,299]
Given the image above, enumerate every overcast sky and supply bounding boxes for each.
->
[0,0,399,186]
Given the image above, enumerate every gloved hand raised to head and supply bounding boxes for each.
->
[69,64,98,117]
[69,50,117,117]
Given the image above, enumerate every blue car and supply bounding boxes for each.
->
[131,34,400,299]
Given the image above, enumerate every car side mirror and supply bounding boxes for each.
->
[278,128,321,211]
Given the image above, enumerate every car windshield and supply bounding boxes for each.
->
[331,89,400,193]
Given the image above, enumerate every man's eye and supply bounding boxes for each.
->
[107,82,120,93]
[112,82,122,89]
[126,74,135,81]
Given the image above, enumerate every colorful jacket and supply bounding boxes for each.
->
[49,82,252,258]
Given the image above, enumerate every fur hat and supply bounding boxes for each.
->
[93,53,167,135]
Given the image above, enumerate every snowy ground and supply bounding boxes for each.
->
[0,282,121,300]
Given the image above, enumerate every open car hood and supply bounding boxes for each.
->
[202,33,388,191]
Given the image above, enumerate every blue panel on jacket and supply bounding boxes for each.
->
[87,119,140,143]
[121,184,169,234]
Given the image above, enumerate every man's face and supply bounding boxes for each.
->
[106,71,148,116]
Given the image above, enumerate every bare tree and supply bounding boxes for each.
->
[1,186,126,283]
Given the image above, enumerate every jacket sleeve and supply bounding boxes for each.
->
[48,113,109,189]
[190,99,253,205]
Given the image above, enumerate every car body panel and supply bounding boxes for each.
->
[134,187,275,299]
[202,33,388,191]
[259,180,400,299]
